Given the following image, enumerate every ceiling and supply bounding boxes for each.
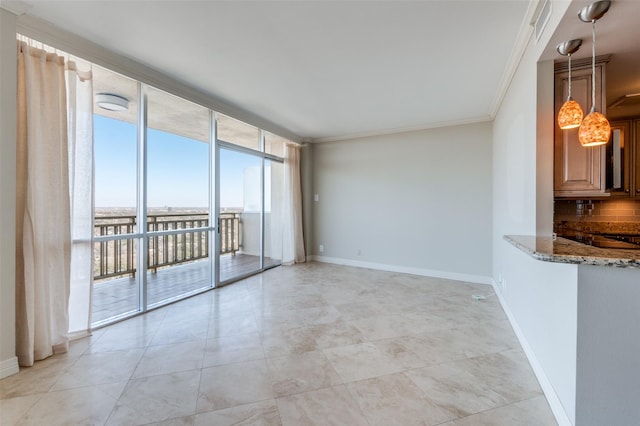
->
[9,0,532,141]
[8,0,640,141]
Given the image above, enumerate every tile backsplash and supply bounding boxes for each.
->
[554,199,640,234]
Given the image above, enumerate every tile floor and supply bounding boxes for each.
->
[0,263,557,425]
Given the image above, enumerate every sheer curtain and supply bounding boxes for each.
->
[282,142,306,264]
[66,61,94,339]
[16,41,94,366]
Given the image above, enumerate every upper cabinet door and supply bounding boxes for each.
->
[635,120,640,198]
[554,59,608,197]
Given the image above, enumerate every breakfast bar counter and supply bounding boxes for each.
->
[504,235,640,268]
[503,233,640,425]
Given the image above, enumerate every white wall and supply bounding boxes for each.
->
[499,244,578,424]
[239,212,277,259]
[491,1,578,424]
[536,60,555,236]
[492,42,538,244]
[311,122,493,283]
[576,265,640,426]
[0,7,19,378]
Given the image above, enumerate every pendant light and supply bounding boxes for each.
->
[578,0,611,147]
[556,39,583,129]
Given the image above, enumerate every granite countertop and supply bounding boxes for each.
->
[504,235,640,268]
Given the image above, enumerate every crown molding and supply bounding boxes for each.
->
[1,0,30,16]
[309,116,492,144]
[488,0,540,120]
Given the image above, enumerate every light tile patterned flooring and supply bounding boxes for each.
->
[0,263,557,425]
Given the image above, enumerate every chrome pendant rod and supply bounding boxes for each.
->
[556,39,582,101]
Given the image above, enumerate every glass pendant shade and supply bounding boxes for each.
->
[557,98,584,129]
[578,111,611,146]
[556,39,583,130]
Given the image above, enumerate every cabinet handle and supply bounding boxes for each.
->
[625,189,630,193]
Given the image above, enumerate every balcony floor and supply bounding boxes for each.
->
[92,253,279,325]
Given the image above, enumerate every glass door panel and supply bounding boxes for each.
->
[219,147,262,282]
[92,68,139,325]
[146,87,212,306]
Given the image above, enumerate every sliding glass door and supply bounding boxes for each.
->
[92,69,140,325]
[218,147,263,282]
[91,72,215,326]
[217,145,284,284]
[145,86,213,307]
[90,66,286,327]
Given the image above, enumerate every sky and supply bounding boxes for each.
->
[94,115,267,210]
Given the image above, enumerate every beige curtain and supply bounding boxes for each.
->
[16,42,71,366]
[282,142,306,264]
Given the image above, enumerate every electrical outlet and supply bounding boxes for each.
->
[319,244,324,253]
[314,194,319,202]
[497,274,505,291]
[357,248,362,256]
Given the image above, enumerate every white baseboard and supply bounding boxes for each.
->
[0,356,19,379]
[309,255,492,285]
[68,329,91,341]
[491,279,573,426]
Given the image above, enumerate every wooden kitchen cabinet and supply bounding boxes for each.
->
[554,57,609,197]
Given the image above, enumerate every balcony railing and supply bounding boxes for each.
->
[93,212,240,281]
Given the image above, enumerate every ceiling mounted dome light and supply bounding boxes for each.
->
[96,93,129,111]
[578,0,611,147]
[557,39,583,129]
